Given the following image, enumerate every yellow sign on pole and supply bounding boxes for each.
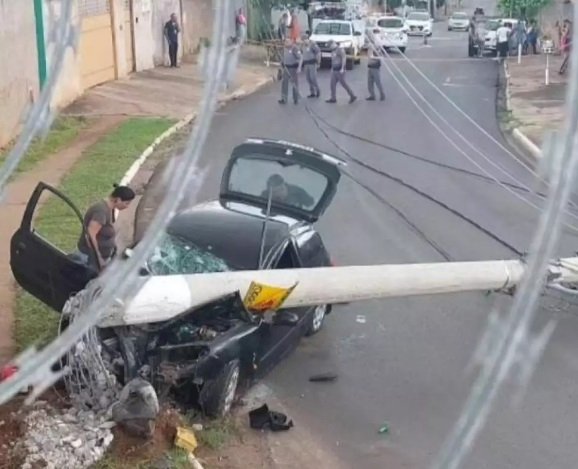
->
[243,281,298,312]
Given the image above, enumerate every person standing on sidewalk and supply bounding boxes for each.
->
[279,38,302,105]
[164,13,181,68]
[235,8,247,45]
[326,40,357,104]
[559,20,572,75]
[366,46,385,101]
[525,20,538,54]
[301,33,321,98]
[76,185,136,272]
[496,22,512,62]
[278,12,289,41]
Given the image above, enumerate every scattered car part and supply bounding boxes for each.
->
[249,403,294,431]
[309,372,338,382]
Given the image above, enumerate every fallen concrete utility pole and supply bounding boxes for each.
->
[99,257,578,327]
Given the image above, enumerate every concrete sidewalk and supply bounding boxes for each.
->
[64,47,275,120]
[506,54,568,154]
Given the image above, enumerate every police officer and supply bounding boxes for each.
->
[279,38,301,105]
[366,46,385,101]
[301,33,321,98]
[326,40,356,104]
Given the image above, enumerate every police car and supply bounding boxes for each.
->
[310,19,364,70]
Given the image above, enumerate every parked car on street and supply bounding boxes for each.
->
[405,11,433,36]
[310,19,364,69]
[10,138,345,418]
[367,15,409,53]
[448,11,470,31]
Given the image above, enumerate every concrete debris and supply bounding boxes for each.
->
[21,405,114,468]
[112,378,159,438]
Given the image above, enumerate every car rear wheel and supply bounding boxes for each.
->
[306,304,329,336]
[399,46,406,54]
[199,359,240,418]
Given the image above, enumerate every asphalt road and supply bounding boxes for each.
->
[166,7,578,469]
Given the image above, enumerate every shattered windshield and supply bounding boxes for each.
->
[314,22,352,35]
[146,232,231,275]
[226,154,329,214]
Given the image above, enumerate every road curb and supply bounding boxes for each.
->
[120,73,276,187]
[501,61,543,162]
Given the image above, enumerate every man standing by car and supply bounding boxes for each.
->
[164,13,181,67]
[279,38,302,105]
[301,33,321,98]
[496,21,512,61]
[366,46,385,101]
[76,185,135,271]
[326,40,357,104]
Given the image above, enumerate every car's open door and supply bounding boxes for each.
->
[10,182,98,312]
[220,139,345,223]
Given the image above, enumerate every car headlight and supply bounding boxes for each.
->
[340,41,353,48]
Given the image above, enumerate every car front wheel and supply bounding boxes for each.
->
[399,46,406,54]
[306,304,329,336]
[199,359,240,418]
[345,58,353,70]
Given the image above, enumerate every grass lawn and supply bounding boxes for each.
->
[13,117,175,351]
[0,116,87,173]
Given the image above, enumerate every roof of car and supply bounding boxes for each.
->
[167,201,300,270]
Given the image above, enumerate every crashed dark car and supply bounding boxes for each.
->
[10,138,344,417]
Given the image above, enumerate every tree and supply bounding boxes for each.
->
[498,0,552,19]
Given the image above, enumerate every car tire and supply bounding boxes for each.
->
[468,41,474,57]
[345,58,353,70]
[199,359,240,419]
[448,27,452,31]
[305,304,329,336]
[399,46,406,54]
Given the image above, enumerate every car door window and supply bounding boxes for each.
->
[296,231,330,268]
[31,190,87,256]
[274,242,299,269]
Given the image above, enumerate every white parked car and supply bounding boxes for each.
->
[483,18,521,55]
[367,16,408,53]
[405,11,433,36]
[448,11,470,31]
[310,19,364,70]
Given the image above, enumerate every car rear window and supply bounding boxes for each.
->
[377,18,404,28]
[407,12,429,21]
[226,154,329,214]
[314,22,352,35]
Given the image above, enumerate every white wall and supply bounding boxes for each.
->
[0,0,41,148]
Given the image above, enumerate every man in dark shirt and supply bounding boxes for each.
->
[76,185,135,271]
[261,174,315,209]
[164,13,181,68]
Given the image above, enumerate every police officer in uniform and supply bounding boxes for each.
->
[326,40,356,104]
[366,46,385,101]
[301,33,321,98]
[279,38,301,105]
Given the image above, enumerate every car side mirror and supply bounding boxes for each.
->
[354,30,362,36]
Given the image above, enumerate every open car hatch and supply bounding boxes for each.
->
[219,139,345,223]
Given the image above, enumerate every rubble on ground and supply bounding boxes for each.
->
[19,402,114,469]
